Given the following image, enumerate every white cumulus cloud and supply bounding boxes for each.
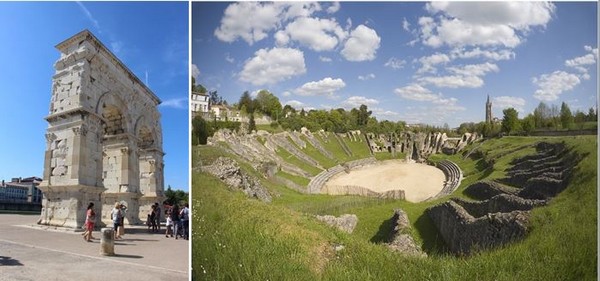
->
[239,47,306,86]
[285,100,305,108]
[214,2,322,45]
[394,84,440,101]
[532,71,581,101]
[341,25,381,61]
[327,2,340,14]
[276,17,347,51]
[295,77,346,97]
[419,2,555,48]
[450,47,515,61]
[417,52,451,74]
[341,96,380,109]
[565,46,598,80]
[418,75,485,88]
[493,96,526,112]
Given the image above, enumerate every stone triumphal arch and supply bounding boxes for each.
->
[39,30,164,228]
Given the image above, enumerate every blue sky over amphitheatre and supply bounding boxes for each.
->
[193,1,598,127]
[0,2,189,190]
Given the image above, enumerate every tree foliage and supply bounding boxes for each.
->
[560,102,574,129]
[164,185,188,206]
[501,107,521,135]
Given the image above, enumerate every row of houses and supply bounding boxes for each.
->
[0,176,43,204]
[191,91,244,122]
[190,91,273,125]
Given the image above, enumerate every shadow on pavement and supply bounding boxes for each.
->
[0,256,24,266]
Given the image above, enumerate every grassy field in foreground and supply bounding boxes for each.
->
[192,135,597,280]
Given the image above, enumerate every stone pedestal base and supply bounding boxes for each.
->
[37,184,105,229]
[100,228,115,256]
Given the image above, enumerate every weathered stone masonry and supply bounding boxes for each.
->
[39,30,164,228]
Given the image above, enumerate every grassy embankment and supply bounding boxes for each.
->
[192,135,596,280]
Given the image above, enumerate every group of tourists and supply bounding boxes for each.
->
[156,203,190,240]
[82,201,189,241]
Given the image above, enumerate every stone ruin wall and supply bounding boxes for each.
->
[365,131,480,162]
[427,142,579,255]
[39,30,164,229]
[386,209,426,257]
[428,200,530,255]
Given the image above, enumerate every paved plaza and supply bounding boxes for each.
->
[0,214,188,281]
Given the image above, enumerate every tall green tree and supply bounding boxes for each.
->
[238,91,254,113]
[521,114,536,135]
[560,102,574,129]
[248,113,256,133]
[501,107,521,135]
[588,107,597,121]
[192,116,210,145]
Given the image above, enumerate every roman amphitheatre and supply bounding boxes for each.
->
[192,125,596,280]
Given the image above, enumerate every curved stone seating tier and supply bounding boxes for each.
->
[308,157,377,194]
[429,160,463,200]
[321,185,405,200]
[289,131,307,149]
[271,135,323,169]
[302,133,335,159]
[452,194,546,219]
[334,133,353,156]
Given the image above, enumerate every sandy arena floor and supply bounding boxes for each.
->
[323,160,445,202]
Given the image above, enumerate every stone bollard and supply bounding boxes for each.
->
[100,228,115,256]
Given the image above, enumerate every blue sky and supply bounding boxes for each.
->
[0,2,189,191]
[193,2,597,127]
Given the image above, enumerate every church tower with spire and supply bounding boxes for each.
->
[486,95,493,124]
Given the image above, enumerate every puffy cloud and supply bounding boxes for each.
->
[417,63,498,88]
[395,84,465,121]
[565,46,598,80]
[384,57,406,69]
[446,62,499,76]
[214,2,321,45]
[493,96,526,112]
[239,47,306,86]
[327,2,340,14]
[191,64,200,80]
[295,77,346,96]
[417,53,451,74]
[426,2,554,29]
[532,71,581,101]
[358,73,376,81]
[341,25,381,61]
[418,75,485,88]
[214,2,282,45]
[341,96,379,108]
[419,2,555,48]
[450,47,515,61]
[285,100,305,108]
[394,84,440,101]
[276,17,347,51]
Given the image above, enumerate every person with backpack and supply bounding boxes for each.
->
[180,203,189,240]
